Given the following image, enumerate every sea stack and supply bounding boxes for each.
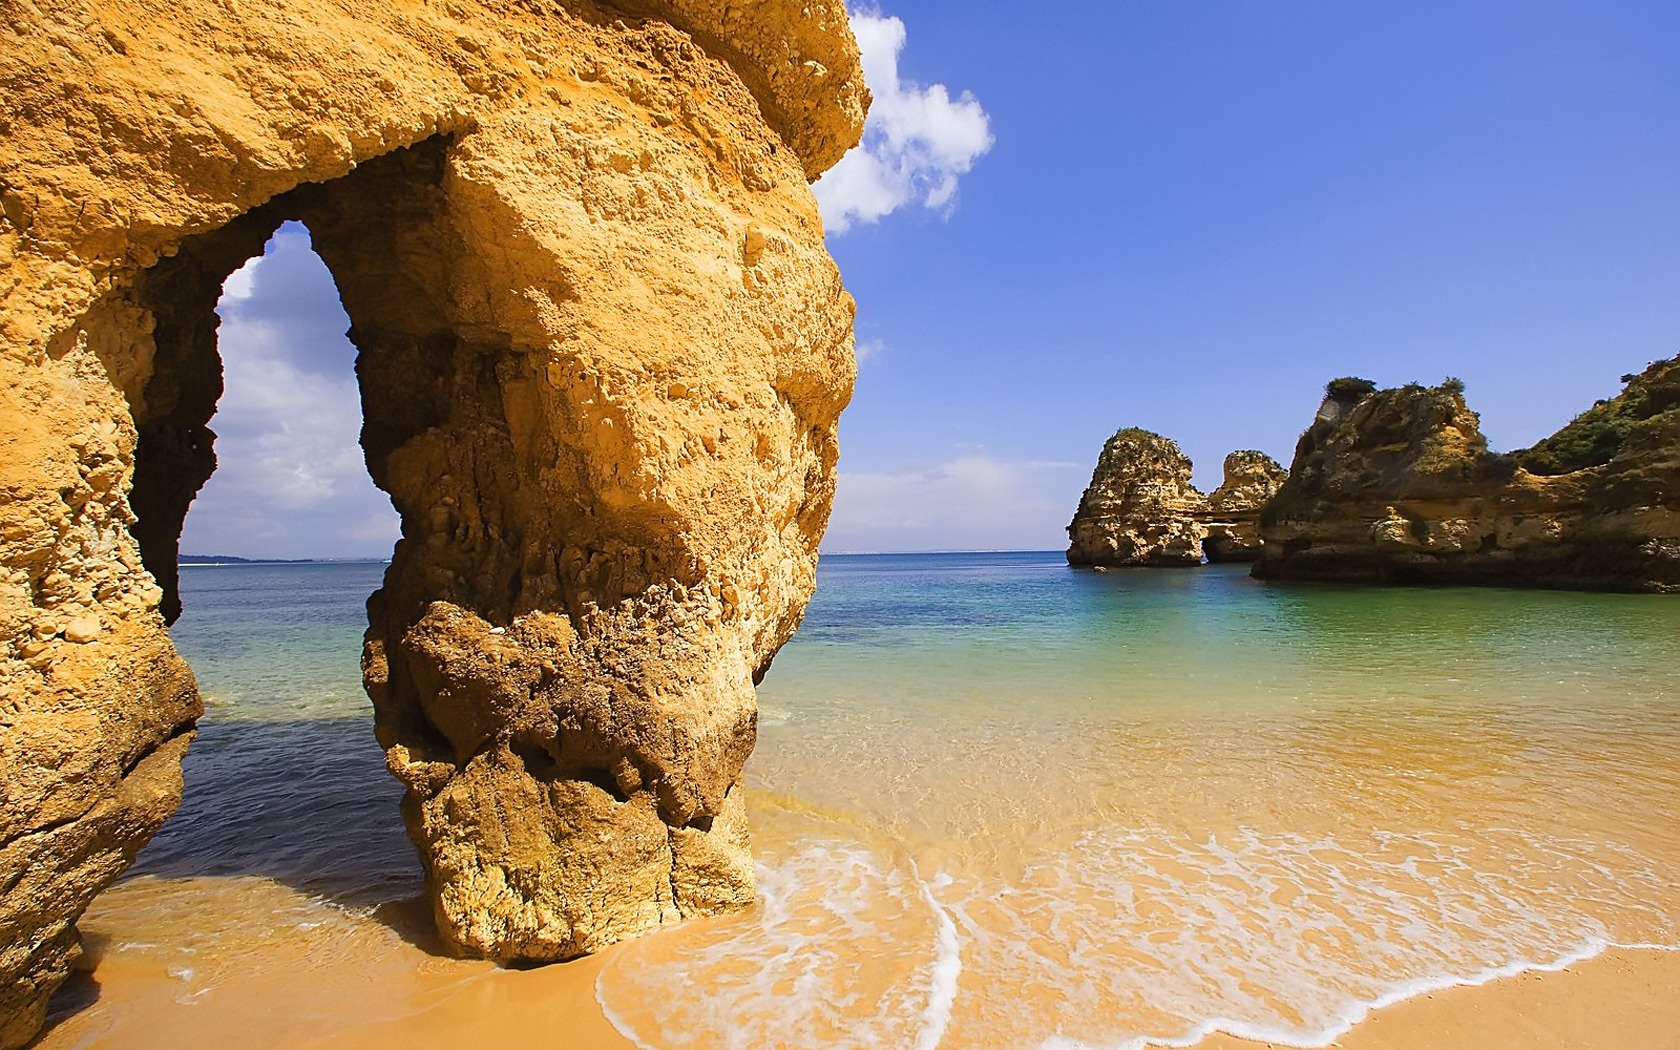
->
[1253,363,1680,590]
[1068,429,1207,566]
[0,3,867,1043]
[1067,428,1286,566]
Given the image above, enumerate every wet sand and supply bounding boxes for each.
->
[1213,947,1680,1050]
[44,936,1680,1050]
[40,883,638,1050]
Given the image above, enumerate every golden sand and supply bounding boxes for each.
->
[1210,948,1680,1050]
[42,919,1680,1050]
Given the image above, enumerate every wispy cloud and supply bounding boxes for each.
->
[178,223,400,560]
[815,8,994,233]
[822,455,1080,552]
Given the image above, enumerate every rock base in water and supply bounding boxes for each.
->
[1066,430,1287,567]
[1253,365,1680,591]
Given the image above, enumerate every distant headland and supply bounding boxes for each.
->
[1069,354,1680,592]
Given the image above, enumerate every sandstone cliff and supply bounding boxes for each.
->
[1253,365,1680,590]
[0,3,866,1045]
[1066,429,1286,566]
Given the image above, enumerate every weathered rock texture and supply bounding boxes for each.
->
[1253,365,1680,590]
[1067,429,1206,566]
[0,2,866,1044]
[1200,450,1290,562]
[1067,429,1286,567]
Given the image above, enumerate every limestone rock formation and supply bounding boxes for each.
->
[1067,429,1210,566]
[1253,365,1680,590]
[1067,430,1287,568]
[0,3,866,1044]
[1200,450,1290,562]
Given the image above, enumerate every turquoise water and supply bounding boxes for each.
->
[129,562,414,903]
[103,554,1680,1049]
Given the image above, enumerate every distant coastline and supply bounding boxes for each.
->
[820,548,1061,557]
[179,554,390,565]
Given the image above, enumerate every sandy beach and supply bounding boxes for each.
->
[351,946,1680,1050]
[44,936,1680,1050]
[1212,947,1680,1050]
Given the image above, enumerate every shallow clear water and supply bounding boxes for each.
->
[56,554,1680,1049]
[125,562,416,906]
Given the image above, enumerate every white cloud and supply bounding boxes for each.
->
[178,225,401,560]
[822,455,1081,553]
[855,337,886,364]
[220,262,256,301]
[814,9,994,233]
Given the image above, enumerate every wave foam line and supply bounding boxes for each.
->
[596,976,661,1050]
[597,933,1680,1050]
[911,867,962,1050]
[1038,937,1629,1050]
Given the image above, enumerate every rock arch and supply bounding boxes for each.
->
[0,4,866,1045]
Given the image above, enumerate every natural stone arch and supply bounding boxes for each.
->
[135,132,766,956]
[0,4,866,1045]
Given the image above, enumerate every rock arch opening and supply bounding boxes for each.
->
[179,220,397,567]
[2,7,865,1039]
[103,216,417,929]
[128,139,456,628]
[116,128,783,966]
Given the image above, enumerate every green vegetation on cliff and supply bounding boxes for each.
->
[1325,376,1377,401]
[1255,359,1680,589]
[1261,378,1489,528]
[1516,357,1680,475]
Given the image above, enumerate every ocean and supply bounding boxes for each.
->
[44,553,1680,1049]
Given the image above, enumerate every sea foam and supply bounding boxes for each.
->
[596,819,1678,1050]
[598,839,962,1050]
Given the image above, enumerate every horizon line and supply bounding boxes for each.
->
[181,548,1069,562]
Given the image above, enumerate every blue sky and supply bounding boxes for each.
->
[181,1,1680,558]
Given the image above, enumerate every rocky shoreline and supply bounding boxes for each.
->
[1070,356,1680,592]
[1255,361,1680,591]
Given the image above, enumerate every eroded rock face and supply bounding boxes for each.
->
[1067,429,1209,566]
[0,2,865,1042]
[1201,450,1289,562]
[1067,431,1287,568]
[1253,366,1680,590]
